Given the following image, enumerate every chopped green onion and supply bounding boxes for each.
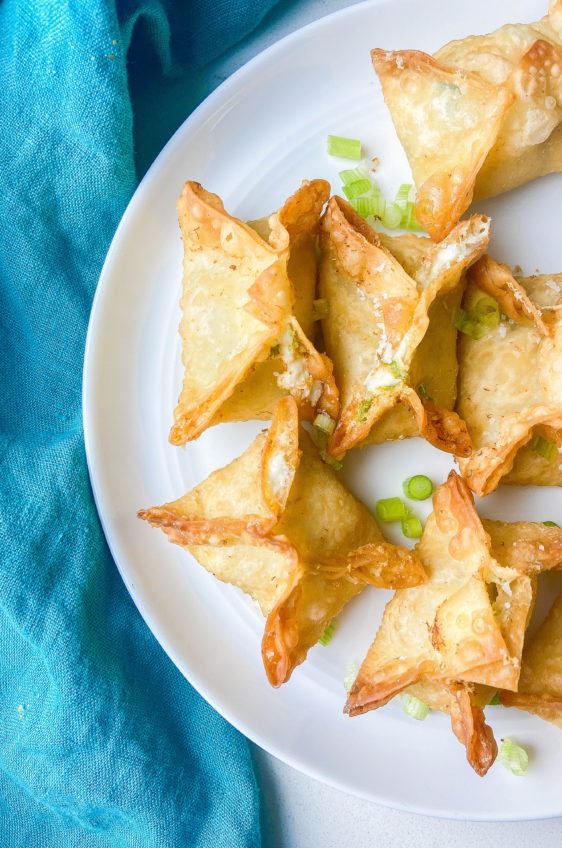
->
[395,183,412,210]
[350,194,380,218]
[544,520,559,527]
[342,179,372,200]
[321,451,343,471]
[452,307,488,339]
[344,661,361,692]
[489,691,500,705]
[312,297,329,320]
[319,619,337,646]
[339,166,370,185]
[474,296,500,329]
[401,201,423,230]
[400,693,429,721]
[499,738,529,776]
[382,201,402,230]
[314,412,335,435]
[376,497,407,523]
[402,516,423,538]
[387,361,404,380]
[403,475,433,500]
[356,397,373,423]
[270,344,280,357]
[327,135,362,160]
[417,377,435,403]
[531,435,558,464]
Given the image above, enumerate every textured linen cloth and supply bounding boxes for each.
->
[0,1,284,845]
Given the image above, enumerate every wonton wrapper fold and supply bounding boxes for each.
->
[344,472,562,774]
[141,397,426,687]
[456,257,562,495]
[171,180,337,443]
[371,2,562,239]
[319,197,489,458]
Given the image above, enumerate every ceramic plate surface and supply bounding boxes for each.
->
[83,0,562,819]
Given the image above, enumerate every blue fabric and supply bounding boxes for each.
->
[0,1,284,844]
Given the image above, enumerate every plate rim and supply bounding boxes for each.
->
[83,0,561,822]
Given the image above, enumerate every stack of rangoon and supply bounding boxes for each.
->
[140,1,562,777]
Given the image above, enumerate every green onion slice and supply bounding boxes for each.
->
[489,691,500,705]
[327,135,362,160]
[270,344,280,357]
[321,451,343,471]
[531,435,558,464]
[417,377,435,403]
[382,201,402,230]
[403,475,433,500]
[376,497,407,523]
[342,179,373,200]
[474,296,500,328]
[499,738,529,776]
[395,183,412,210]
[350,193,380,218]
[452,307,489,339]
[319,619,337,646]
[400,693,429,721]
[355,397,373,423]
[312,297,329,320]
[344,661,361,692]
[544,520,559,527]
[313,412,335,435]
[402,516,423,538]
[339,166,370,185]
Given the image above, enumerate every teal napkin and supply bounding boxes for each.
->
[0,1,283,844]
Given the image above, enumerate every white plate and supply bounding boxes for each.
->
[83,0,562,820]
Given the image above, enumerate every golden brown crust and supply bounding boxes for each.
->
[450,687,498,776]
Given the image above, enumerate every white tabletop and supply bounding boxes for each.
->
[203,1,562,843]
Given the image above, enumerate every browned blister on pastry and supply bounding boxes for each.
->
[141,397,426,687]
[170,179,337,444]
[318,197,489,459]
[371,2,562,239]
[456,257,562,495]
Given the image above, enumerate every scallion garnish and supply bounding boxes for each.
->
[453,307,489,340]
[395,183,412,210]
[474,296,500,329]
[313,412,335,435]
[339,166,370,185]
[400,693,429,721]
[382,201,402,230]
[270,344,280,357]
[355,397,373,422]
[402,516,423,538]
[321,451,343,472]
[499,738,529,776]
[417,377,435,402]
[387,361,404,380]
[350,194,380,218]
[319,619,337,646]
[344,661,360,692]
[376,497,407,522]
[403,475,433,500]
[342,179,373,200]
[312,297,329,320]
[327,135,362,160]
[544,520,559,527]
[531,435,558,464]
[489,691,500,705]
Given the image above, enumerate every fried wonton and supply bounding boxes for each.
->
[140,397,426,687]
[371,1,562,239]
[344,472,562,775]
[318,197,489,459]
[456,256,562,496]
[170,179,337,444]
[500,592,562,727]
